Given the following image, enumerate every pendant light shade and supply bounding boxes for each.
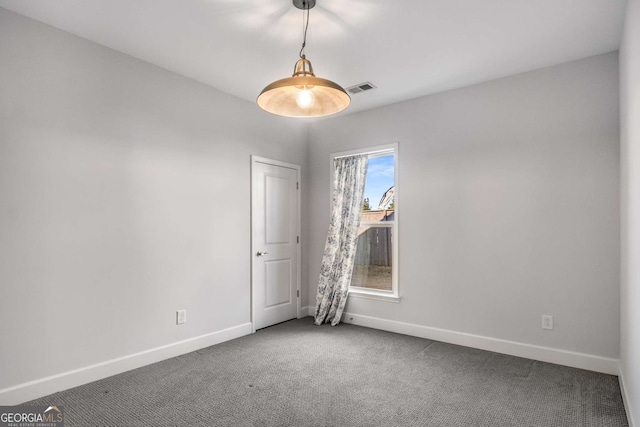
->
[256,0,350,118]
[257,56,350,118]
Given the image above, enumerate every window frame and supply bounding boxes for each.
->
[330,143,399,302]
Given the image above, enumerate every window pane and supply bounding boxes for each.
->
[351,225,393,291]
[345,149,396,294]
[362,154,394,211]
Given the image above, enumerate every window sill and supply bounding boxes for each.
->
[348,289,400,303]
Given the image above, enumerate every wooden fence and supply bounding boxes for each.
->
[354,226,393,267]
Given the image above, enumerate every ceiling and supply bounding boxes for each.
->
[0,0,628,117]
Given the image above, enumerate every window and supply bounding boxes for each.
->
[331,144,399,301]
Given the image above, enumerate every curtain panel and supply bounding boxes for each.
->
[314,154,368,326]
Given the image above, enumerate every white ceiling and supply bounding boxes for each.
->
[0,0,628,116]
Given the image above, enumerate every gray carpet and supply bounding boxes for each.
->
[25,317,628,426]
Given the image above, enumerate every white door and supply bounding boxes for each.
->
[251,157,300,331]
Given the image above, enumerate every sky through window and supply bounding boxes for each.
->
[363,154,394,209]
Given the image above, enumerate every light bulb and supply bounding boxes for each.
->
[296,88,315,109]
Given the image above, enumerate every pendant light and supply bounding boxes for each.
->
[257,0,350,118]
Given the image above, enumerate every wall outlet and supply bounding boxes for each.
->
[176,309,186,325]
[542,315,553,330]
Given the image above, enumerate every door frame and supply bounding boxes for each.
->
[250,155,302,333]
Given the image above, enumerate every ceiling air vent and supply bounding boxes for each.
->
[346,82,377,95]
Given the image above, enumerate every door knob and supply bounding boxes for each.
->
[256,251,269,257]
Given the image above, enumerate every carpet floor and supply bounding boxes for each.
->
[25,317,628,426]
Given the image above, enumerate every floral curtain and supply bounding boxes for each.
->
[314,154,368,326]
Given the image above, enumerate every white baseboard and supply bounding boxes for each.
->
[619,364,636,427]
[341,312,619,375]
[299,306,312,318]
[0,322,252,405]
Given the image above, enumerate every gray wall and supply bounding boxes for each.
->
[0,8,308,391]
[620,0,640,424]
[308,53,620,359]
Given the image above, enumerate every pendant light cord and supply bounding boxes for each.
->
[299,1,310,58]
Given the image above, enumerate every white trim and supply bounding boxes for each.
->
[299,306,312,318]
[250,156,302,332]
[340,312,619,375]
[252,155,300,171]
[332,143,396,159]
[348,290,401,303]
[0,323,252,405]
[619,364,636,427]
